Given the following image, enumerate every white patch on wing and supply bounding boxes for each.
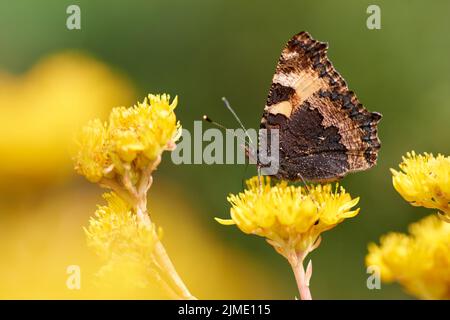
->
[272,70,328,107]
[272,72,299,88]
[282,51,299,60]
[265,101,293,117]
[294,72,327,105]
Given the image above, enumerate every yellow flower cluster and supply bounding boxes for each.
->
[76,94,194,298]
[85,192,159,261]
[391,151,450,220]
[74,94,181,182]
[366,214,450,299]
[85,192,160,286]
[216,176,360,257]
[75,119,111,183]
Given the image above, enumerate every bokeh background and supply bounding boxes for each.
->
[0,0,449,299]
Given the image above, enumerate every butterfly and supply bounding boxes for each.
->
[258,31,382,182]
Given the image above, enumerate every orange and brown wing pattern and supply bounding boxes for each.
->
[260,32,381,182]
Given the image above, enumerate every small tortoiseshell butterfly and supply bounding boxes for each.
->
[259,31,381,182]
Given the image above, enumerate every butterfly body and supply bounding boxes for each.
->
[259,32,381,182]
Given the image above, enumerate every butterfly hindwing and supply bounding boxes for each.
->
[260,31,381,182]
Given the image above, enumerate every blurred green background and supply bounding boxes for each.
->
[0,0,449,299]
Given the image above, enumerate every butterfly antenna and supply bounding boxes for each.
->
[202,115,227,130]
[221,97,254,145]
[241,162,250,190]
[202,115,248,147]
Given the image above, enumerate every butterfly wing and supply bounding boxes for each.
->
[260,31,381,182]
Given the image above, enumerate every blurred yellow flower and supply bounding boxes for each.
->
[75,93,193,299]
[85,192,161,288]
[0,184,280,299]
[366,214,450,299]
[216,176,360,299]
[0,51,135,188]
[391,151,450,220]
[74,94,180,183]
[74,119,111,183]
[85,192,158,261]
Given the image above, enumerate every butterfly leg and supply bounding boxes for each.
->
[296,172,312,194]
[257,166,263,194]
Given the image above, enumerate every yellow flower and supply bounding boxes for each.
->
[217,176,360,299]
[75,94,195,298]
[216,176,360,258]
[0,51,134,188]
[391,151,450,220]
[366,214,450,299]
[74,119,110,183]
[84,192,159,261]
[74,94,181,183]
[85,192,162,288]
[109,94,180,163]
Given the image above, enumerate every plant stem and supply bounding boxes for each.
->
[288,252,312,300]
[153,240,196,300]
[137,198,196,299]
[133,156,196,300]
